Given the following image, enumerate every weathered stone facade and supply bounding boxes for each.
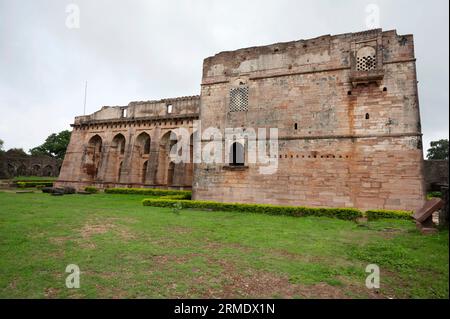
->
[193,29,426,211]
[0,151,61,179]
[58,29,426,211]
[56,96,199,190]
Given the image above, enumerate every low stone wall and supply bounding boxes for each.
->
[424,160,449,191]
[54,180,192,191]
[0,153,62,179]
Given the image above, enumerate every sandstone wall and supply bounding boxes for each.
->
[56,96,199,190]
[194,29,426,211]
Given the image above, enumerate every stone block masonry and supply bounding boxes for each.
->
[193,29,426,211]
[56,28,426,211]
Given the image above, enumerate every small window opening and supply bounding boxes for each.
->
[167,104,173,114]
[383,87,387,92]
[122,109,127,118]
[294,123,298,130]
[365,113,370,120]
[230,142,245,166]
[347,91,352,96]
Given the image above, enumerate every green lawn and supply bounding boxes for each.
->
[0,191,448,299]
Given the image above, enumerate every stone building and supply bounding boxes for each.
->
[56,96,199,190]
[0,150,61,179]
[57,28,426,211]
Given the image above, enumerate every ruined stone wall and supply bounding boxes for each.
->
[0,152,61,179]
[424,160,449,191]
[193,29,426,211]
[56,96,199,190]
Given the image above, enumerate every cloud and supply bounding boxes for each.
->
[0,0,448,154]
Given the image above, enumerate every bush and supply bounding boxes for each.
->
[17,181,53,188]
[365,209,413,221]
[35,185,46,189]
[85,186,99,194]
[105,187,191,197]
[161,193,192,200]
[427,191,442,199]
[142,199,362,221]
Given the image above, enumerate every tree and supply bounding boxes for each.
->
[0,139,3,152]
[426,139,449,160]
[30,130,72,160]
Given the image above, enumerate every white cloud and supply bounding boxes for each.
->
[0,0,448,153]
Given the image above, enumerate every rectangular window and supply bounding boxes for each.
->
[229,86,249,112]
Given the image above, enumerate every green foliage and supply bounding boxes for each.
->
[85,186,99,194]
[365,209,413,221]
[142,199,363,221]
[29,130,71,160]
[427,139,449,160]
[105,187,191,197]
[161,193,192,200]
[427,191,443,199]
[0,138,3,152]
[171,201,183,215]
[16,181,54,188]
[0,192,448,298]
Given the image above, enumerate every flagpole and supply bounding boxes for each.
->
[83,80,88,115]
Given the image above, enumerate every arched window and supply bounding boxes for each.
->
[137,132,151,155]
[43,165,53,177]
[86,135,103,179]
[112,134,126,155]
[356,46,376,71]
[229,142,245,166]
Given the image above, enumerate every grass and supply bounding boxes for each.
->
[0,192,448,299]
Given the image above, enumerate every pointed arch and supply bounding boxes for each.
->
[84,134,103,179]
[112,133,126,155]
[136,132,151,155]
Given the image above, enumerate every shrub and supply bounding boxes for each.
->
[35,185,46,189]
[427,191,442,199]
[105,187,191,197]
[16,181,53,188]
[365,209,413,221]
[161,193,192,200]
[85,186,99,194]
[142,199,362,221]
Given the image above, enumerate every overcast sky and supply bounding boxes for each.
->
[0,0,448,154]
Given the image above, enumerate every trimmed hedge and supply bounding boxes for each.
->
[105,187,191,197]
[85,186,99,194]
[365,209,413,221]
[161,194,192,200]
[17,181,54,188]
[142,199,362,221]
